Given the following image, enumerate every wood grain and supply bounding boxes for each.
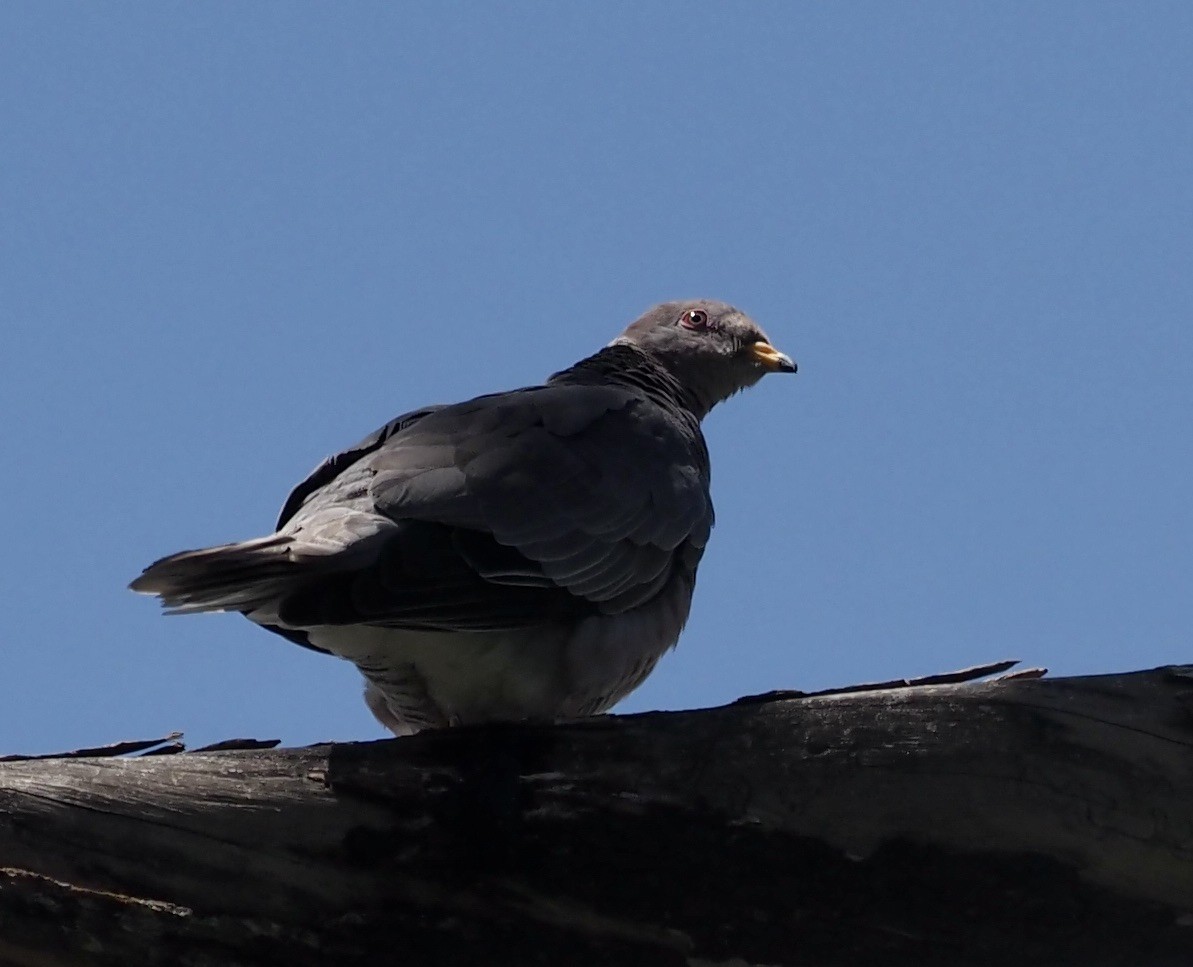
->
[2,666,1191,966]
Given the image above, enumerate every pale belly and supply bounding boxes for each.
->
[292,590,690,735]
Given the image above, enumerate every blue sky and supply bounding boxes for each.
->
[2,3,1190,754]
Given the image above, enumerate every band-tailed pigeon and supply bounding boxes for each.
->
[131,300,795,734]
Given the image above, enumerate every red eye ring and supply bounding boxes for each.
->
[680,308,709,330]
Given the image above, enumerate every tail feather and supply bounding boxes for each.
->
[130,534,305,614]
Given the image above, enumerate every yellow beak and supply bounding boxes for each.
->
[749,341,797,373]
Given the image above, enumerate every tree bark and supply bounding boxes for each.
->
[1,665,1192,966]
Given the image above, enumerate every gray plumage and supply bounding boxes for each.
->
[131,299,795,735]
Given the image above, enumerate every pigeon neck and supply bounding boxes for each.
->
[551,345,708,418]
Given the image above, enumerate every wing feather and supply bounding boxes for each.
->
[278,381,711,630]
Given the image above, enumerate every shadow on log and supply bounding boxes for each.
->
[2,665,1192,966]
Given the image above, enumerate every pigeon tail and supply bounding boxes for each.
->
[130,534,304,615]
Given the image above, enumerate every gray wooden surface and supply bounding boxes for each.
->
[2,666,1191,965]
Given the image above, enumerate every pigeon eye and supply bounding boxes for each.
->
[680,309,709,330]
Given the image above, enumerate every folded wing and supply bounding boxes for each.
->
[277,384,712,631]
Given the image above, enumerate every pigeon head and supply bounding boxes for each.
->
[612,299,796,416]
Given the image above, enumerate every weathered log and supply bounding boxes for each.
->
[1,665,1191,966]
